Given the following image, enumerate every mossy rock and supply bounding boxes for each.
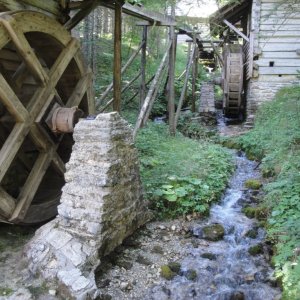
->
[184,269,197,281]
[160,265,176,280]
[262,168,275,178]
[242,206,256,219]
[202,224,225,241]
[168,262,181,274]
[245,179,262,190]
[245,152,258,161]
[248,243,263,256]
[201,252,217,260]
[221,139,241,150]
[0,287,13,297]
[245,228,258,239]
[255,207,268,221]
[243,206,268,221]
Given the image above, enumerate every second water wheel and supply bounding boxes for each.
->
[0,11,94,224]
[222,44,244,118]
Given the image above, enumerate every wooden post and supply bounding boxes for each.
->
[191,33,197,113]
[113,1,122,112]
[140,25,147,108]
[183,41,192,105]
[167,26,176,136]
[174,46,195,129]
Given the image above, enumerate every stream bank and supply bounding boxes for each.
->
[95,151,281,300]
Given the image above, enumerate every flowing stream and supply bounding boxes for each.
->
[144,152,281,300]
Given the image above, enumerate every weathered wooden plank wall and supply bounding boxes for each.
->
[257,0,300,76]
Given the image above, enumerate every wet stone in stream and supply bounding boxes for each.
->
[96,153,281,299]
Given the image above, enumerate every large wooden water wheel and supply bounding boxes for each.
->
[0,11,94,224]
[222,44,244,118]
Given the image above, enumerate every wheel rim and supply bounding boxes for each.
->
[0,11,94,224]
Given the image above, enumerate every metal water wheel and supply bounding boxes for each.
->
[0,11,94,224]
[222,44,244,118]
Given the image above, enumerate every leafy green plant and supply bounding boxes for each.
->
[136,122,233,218]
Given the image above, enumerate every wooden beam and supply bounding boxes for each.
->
[113,1,122,112]
[140,25,147,108]
[64,0,97,30]
[223,19,249,42]
[27,38,80,117]
[210,40,224,67]
[98,40,145,105]
[99,71,141,112]
[120,3,176,26]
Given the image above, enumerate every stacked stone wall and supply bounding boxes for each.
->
[25,112,150,299]
[246,77,299,115]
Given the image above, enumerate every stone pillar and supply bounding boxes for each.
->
[25,112,150,299]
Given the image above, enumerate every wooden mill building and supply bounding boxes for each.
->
[210,0,300,116]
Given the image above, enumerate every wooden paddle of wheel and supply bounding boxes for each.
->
[222,44,244,118]
[0,11,94,224]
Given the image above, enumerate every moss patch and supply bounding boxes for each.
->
[0,287,13,297]
[160,265,176,280]
[245,179,262,190]
[202,224,225,241]
[201,252,217,260]
[248,244,263,256]
[245,228,258,239]
[168,262,181,274]
[184,269,197,281]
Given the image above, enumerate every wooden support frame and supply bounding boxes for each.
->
[174,45,196,129]
[139,25,147,108]
[133,41,172,139]
[167,25,176,136]
[223,19,249,42]
[97,40,145,106]
[99,71,141,112]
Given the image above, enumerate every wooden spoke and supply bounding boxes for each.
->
[52,152,66,175]
[0,123,29,182]
[0,73,29,122]
[1,18,48,86]
[12,62,31,92]
[27,38,80,118]
[10,151,53,222]
[0,188,15,219]
[66,72,90,108]
[29,123,52,152]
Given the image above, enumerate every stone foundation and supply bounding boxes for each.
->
[246,76,300,116]
[25,112,150,299]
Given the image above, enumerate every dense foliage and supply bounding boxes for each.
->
[236,86,300,299]
[136,123,234,218]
